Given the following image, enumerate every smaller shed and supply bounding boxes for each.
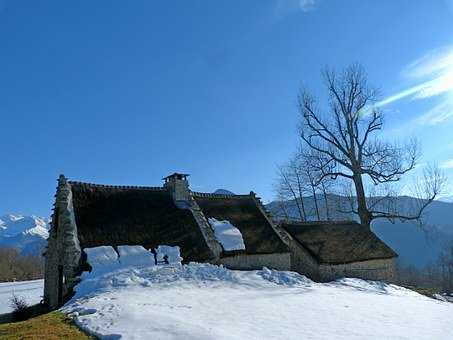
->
[282,221,398,282]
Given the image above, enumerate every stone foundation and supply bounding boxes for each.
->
[318,258,397,282]
[288,238,320,281]
[288,239,397,282]
[218,253,291,271]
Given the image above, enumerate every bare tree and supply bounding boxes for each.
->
[276,147,336,221]
[298,64,445,227]
[439,240,453,293]
[0,247,44,282]
[276,160,308,221]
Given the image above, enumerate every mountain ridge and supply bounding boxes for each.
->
[0,214,49,255]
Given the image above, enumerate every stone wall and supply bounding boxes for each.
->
[287,238,320,281]
[288,240,397,283]
[163,175,190,202]
[218,253,291,271]
[44,175,82,309]
[188,197,222,261]
[318,258,397,282]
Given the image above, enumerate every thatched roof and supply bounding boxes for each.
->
[282,221,397,264]
[194,193,289,255]
[69,182,213,263]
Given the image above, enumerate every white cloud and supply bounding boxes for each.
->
[403,46,453,79]
[273,0,317,19]
[440,159,453,169]
[377,46,453,126]
[299,0,316,12]
[415,97,453,126]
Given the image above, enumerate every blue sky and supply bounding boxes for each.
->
[1,0,453,216]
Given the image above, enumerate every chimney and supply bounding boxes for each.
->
[163,172,190,202]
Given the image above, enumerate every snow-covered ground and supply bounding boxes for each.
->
[62,245,453,340]
[0,279,44,314]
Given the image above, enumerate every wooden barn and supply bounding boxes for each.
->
[44,173,291,308]
[282,221,398,282]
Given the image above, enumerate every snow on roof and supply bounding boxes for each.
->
[194,194,289,254]
[208,218,245,252]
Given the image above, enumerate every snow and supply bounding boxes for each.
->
[0,214,49,239]
[208,218,245,251]
[0,214,50,256]
[156,245,182,265]
[0,279,44,314]
[85,246,119,271]
[118,245,155,267]
[62,245,453,340]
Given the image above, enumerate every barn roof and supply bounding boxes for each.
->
[69,182,213,263]
[194,193,289,255]
[66,181,289,262]
[282,221,397,264]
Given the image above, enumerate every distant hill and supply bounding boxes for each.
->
[437,195,453,203]
[213,189,235,195]
[0,214,49,256]
[266,195,453,268]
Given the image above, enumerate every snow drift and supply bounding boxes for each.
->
[61,245,453,339]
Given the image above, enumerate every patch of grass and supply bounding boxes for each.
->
[402,285,440,298]
[0,311,93,340]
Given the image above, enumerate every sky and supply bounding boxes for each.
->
[1,0,453,217]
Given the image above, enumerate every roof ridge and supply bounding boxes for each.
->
[282,220,360,226]
[67,181,165,191]
[191,191,252,199]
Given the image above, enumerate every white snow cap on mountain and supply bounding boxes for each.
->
[0,214,50,255]
[0,214,49,239]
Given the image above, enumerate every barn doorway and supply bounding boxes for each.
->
[57,265,63,305]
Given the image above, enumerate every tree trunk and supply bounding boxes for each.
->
[311,185,320,220]
[353,172,372,227]
[295,172,307,221]
[321,182,330,220]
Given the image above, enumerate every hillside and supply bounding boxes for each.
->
[266,195,453,267]
[60,245,453,340]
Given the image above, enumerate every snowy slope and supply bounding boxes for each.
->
[0,214,49,255]
[0,279,44,314]
[62,246,453,340]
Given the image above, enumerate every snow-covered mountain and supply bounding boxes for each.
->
[437,195,453,203]
[213,189,235,195]
[0,214,49,256]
